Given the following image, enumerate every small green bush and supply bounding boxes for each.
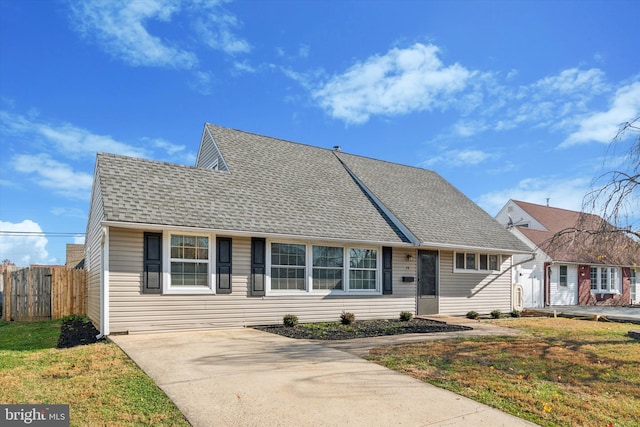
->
[491,310,502,319]
[466,311,479,319]
[399,311,413,321]
[340,311,355,325]
[283,314,298,327]
[510,310,521,318]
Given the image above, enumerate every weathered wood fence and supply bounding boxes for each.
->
[2,265,86,321]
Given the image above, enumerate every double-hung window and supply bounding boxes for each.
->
[170,235,209,287]
[271,243,306,291]
[313,246,344,290]
[349,248,377,290]
[559,265,568,287]
[269,243,379,293]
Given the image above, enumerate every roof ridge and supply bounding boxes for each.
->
[513,199,602,219]
[205,122,436,173]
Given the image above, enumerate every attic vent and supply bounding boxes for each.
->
[333,146,341,152]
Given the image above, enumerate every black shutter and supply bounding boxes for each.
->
[216,237,232,294]
[251,237,266,296]
[143,232,162,294]
[382,246,393,295]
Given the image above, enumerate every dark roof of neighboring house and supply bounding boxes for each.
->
[95,124,531,252]
[512,200,639,265]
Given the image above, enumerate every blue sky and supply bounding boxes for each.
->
[1,0,639,266]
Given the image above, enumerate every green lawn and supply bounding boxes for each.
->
[0,319,190,427]
[368,317,640,427]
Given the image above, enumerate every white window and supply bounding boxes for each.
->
[455,252,501,273]
[269,242,380,293]
[271,243,306,291]
[312,246,344,290]
[631,269,637,302]
[590,266,620,293]
[349,248,377,290]
[559,265,568,287]
[169,234,211,289]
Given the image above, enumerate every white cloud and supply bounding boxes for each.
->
[313,43,473,124]
[422,148,493,167]
[50,207,86,219]
[476,176,591,216]
[560,81,640,147]
[2,109,196,167]
[1,110,146,158]
[193,3,251,55]
[533,68,608,95]
[69,0,197,68]
[69,0,249,69]
[0,219,48,266]
[13,154,93,200]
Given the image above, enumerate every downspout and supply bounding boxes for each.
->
[97,226,109,339]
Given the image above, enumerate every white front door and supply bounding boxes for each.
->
[550,265,578,305]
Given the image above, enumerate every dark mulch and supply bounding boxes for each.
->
[255,318,473,340]
[57,316,103,349]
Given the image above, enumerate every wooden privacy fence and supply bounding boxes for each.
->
[2,265,86,321]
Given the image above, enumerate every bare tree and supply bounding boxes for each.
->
[544,116,640,265]
[584,116,639,238]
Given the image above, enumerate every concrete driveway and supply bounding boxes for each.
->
[111,328,536,427]
[531,306,640,323]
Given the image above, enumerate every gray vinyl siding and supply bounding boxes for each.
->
[439,251,513,315]
[85,172,104,328]
[195,126,228,171]
[107,227,417,334]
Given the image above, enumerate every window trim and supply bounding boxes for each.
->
[454,252,502,274]
[163,232,215,295]
[266,240,382,295]
[589,266,621,294]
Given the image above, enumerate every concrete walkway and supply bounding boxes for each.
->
[111,322,536,427]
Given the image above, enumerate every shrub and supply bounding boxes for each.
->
[466,311,479,319]
[491,310,502,319]
[510,309,521,318]
[399,311,413,321]
[283,314,298,327]
[340,311,355,325]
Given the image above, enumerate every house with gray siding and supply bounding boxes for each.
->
[85,124,531,335]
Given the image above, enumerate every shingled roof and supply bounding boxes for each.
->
[512,200,639,265]
[95,123,531,252]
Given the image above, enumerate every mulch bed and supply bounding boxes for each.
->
[57,316,104,349]
[255,318,472,340]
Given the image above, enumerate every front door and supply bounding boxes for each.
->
[417,250,438,315]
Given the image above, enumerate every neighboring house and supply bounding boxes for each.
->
[496,200,639,308]
[65,243,85,269]
[85,124,531,335]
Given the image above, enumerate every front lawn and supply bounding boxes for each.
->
[0,319,189,426]
[368,317,640,427]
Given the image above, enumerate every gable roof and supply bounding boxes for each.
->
[511,200,639,265]
[95,124,531,252]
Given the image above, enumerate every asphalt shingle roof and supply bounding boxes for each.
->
[95,124,531,252]
[512,200,639,265]
[335,152,531,252]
